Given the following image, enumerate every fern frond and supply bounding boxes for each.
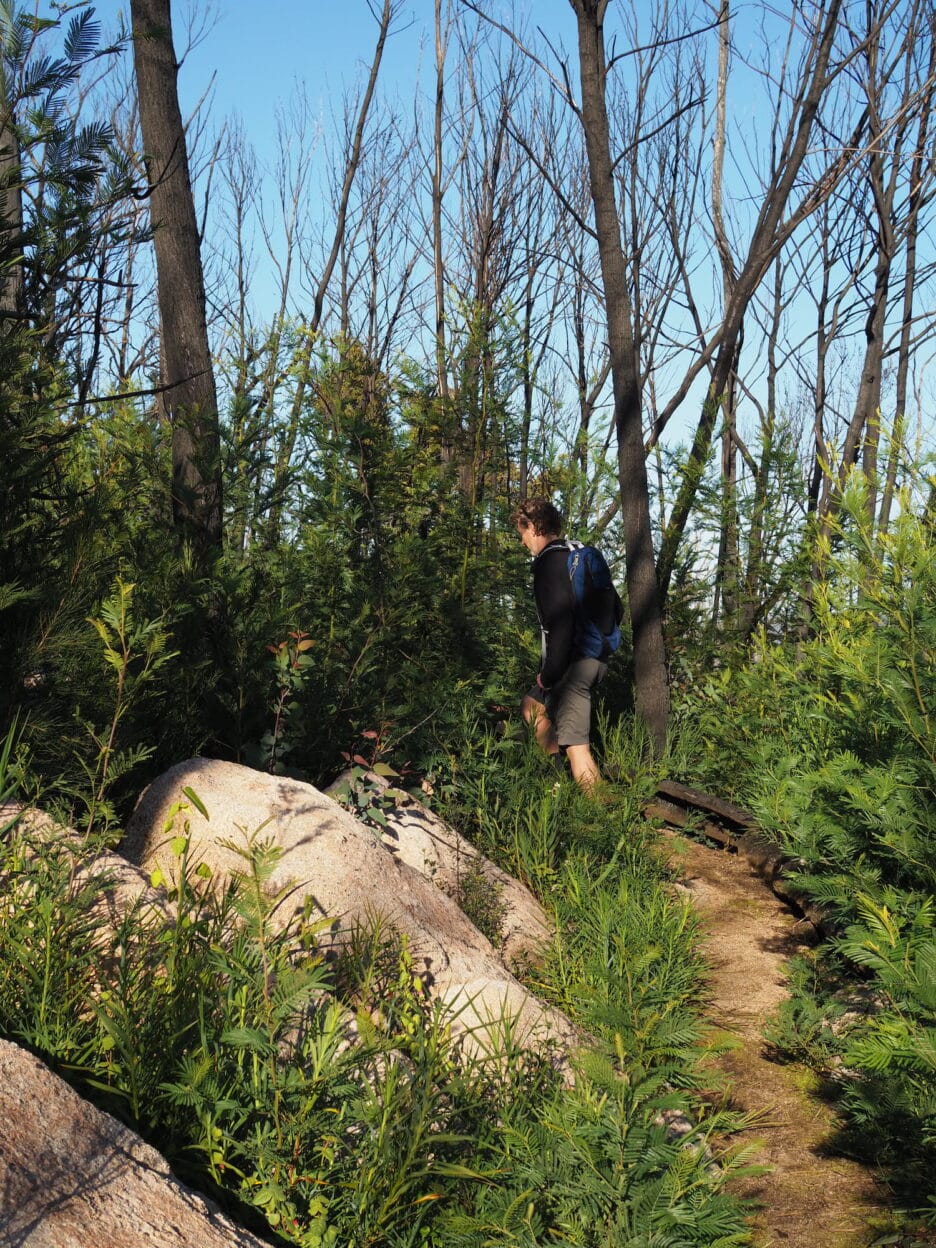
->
[63,10,100,63]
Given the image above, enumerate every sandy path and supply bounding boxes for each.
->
[665,833,885,1248]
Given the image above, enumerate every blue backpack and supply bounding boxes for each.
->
[563,541,624,660]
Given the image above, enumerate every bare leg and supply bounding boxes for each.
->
[565,743,602,793]
[521,693,559,757]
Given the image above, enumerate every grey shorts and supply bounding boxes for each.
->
[526,657,607,748]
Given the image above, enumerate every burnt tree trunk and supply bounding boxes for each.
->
[656,0,845,603]
[571,0,670,754]
[881,27,936,535]
[0,90,24,326]
[131,0,222,554]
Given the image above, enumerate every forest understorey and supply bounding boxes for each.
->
[2,1,935,1244]
[1,756,933,1248]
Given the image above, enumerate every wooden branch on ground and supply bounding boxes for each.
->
[644,779,828,935]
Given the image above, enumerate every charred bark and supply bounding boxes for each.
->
[570,0,670,754]
[131,0,222,554]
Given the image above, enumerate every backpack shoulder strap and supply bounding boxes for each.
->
[533,538,576,563]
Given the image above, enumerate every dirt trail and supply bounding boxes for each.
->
[665,833,885,1248]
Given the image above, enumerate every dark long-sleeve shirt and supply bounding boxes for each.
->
[533,541,575,688]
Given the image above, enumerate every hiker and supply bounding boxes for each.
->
[512,498,621,793]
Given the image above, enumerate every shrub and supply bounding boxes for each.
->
[674,480,936,1219]
[0,731,752,1245]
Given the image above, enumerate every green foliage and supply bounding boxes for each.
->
[0,721,752,1246]
[675,479,936,1217]
[7,12,935,1234]
[0,376,185,803]
[434,1051,756,1248]
[329,763,407,835]
[0,2,130,329]
[676,483,935,909]
[451,855,507,947]
[2,320,626,805]
[0,813,106,1063]
[437,710,660,892]
[834,896,936,1199]
[761,950,852,1070]
[74,578,177,835]
[245,629,316,775]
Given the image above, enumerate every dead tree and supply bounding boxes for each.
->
[131,0,222,554]
[881,15,936,535]
[0,79,23,326]
[835,1,936,530]
[709,0,742,634]
[570,0,670,754]
[432,0,454,411]
[514,88,566,502]
[261,0,397,546]
[656,0,851,603]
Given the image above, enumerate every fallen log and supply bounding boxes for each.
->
[654,779,759,831]
[645,781,828,935]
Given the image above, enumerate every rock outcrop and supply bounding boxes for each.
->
[123,758,576,1056]
[0,1039,270,1248]
[324,768,552,970]
[0,802,171,944]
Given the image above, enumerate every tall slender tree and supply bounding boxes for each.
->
[131,0,222,555]
[656,0,848,602]
[569,0,670,753]
[0,40,23,325]
[262,0,396,546]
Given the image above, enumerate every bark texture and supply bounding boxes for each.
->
[0,93,24,324]
[570,0,670,754]
[131,0,223,552]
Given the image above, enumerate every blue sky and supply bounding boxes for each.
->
[82,0,796,449]
[82,1,934,463]
[97,1,582,154]
[152,1,773,154]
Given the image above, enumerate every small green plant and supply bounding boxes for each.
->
[452,855,507,946]
[330,763,406,836]
[248,630,315,775]
[78,579,177,837]
[761,951,851,1069]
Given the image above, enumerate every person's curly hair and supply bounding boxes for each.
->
[510,497,563,536]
